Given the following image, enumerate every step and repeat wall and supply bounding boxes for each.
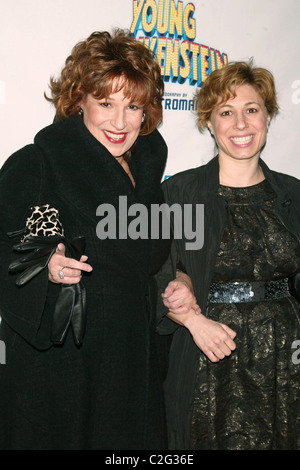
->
[1,0,299,179]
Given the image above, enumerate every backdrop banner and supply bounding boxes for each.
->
[1,0,299,178]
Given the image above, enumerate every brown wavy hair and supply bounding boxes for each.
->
[45,29,164,135]
[196,60,279,132]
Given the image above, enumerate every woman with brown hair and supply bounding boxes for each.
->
[157,60,300,450]
[0,29,169,449]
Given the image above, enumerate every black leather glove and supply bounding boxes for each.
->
[8,235,87,346]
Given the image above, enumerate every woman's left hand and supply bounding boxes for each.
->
[48,242,93,284]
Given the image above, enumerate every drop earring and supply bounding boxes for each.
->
[79,108,84,117]
[142,112,145,123]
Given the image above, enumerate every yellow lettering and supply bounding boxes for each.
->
[210,48,216,72]
[183,3,196,39]
[190,42,199,82]
[157,0,170,34]
[131,0,228,87]
[200,45,210,83]
[130,0,145,33]
[141,36,157,52]
[215,50,228,69]
[142,0,158,33]
[165,38,179,78]
[169,0,183,36]
[180,41,191,79]
[156,37,167,74]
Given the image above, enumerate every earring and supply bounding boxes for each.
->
[142,112,145,123]
[79,108,84,117]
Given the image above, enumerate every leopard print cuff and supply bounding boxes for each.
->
[22,204,64,241]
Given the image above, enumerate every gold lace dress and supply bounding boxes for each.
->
[191,180,300,450]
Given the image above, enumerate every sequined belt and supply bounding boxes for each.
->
[208,278,291,304]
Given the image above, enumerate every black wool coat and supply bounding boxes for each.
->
[0,116,169,450]
[155,156,300,449]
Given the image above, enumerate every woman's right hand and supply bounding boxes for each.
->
[48,243,93,284]
[185,312,236,362]
[167,309,236,363]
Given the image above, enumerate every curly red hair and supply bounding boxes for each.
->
[45,29,164,135]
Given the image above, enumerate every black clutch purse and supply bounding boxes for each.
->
[7,204,87,346]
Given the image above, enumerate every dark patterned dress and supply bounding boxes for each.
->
[191,180,300,450]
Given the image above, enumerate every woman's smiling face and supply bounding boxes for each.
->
[80,83,144,158]
[208,84,270,163]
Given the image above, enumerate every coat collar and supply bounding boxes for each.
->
[201,154,289,203]
[34,116,167,223]
[34,116,168,276]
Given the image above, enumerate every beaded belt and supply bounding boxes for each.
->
[208,278,291,304]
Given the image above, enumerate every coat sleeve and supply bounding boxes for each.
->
[133,129,172,275]
[0,145,56,349]
[154,181,183,335]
